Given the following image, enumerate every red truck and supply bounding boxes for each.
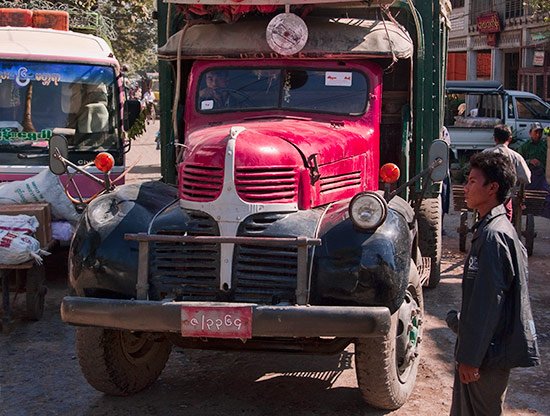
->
[54,0,451,410]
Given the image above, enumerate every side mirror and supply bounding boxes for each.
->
[49,134,69,175]
[124,99,142,131]
[428,139,449,182]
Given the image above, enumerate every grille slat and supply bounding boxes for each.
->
[179,164,224,201]
[235,166,298,203]
[320,171,361,194]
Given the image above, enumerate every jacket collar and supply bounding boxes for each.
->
[471,205,507,240]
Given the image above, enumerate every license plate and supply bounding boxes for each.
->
[181,305,253,339]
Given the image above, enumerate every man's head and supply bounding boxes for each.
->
[493,124,512,145]
[529,122,543,142]
[205,71,229,89]
[465,152,515,214]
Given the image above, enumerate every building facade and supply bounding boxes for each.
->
[448,0,549,101]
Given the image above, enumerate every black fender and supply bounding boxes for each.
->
[313,196,415,313]
[69,181,178,298]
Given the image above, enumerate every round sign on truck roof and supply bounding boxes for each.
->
[266,13,308,55]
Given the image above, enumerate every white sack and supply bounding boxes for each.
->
[0,169,81,224]
[0,230,48,265]
[0,214,39,235]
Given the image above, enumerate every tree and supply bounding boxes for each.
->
[530,0,550,21]
[0,0,158,74]
[96,0,158,74]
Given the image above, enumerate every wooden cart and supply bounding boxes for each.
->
[453,185,547,256]
[1,261,48,333]
[0,203,53,333]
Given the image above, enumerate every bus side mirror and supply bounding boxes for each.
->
[49,134,68,175]
[124,99,142,131]
[429,139,449,182]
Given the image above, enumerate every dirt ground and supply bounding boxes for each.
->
[1,128,548,415]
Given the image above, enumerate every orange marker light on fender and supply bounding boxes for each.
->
[95,152,115,173]
[380,163,400,184]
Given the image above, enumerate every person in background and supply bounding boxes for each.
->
[518,122,549,217]
[446,152,539,416]
[483,124,531,221]
[141,89,156,121]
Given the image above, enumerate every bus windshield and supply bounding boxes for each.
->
[0,61,120,166]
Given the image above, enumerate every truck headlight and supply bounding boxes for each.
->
[349,192,387,230]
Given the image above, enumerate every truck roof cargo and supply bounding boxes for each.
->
[158,18,413,60]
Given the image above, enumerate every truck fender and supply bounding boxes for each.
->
[313,197,414,312]
[69,181,178,297]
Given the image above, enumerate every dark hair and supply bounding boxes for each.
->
[469,152,515,204]
[493,124,512,144]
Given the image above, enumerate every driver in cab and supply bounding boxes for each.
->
[199,70,230,109]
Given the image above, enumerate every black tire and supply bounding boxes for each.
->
[76,327,172,396]
[525,213,535,257]
[25,266,46,321]
[355,262,423,410]
[417,197,442,288]
[459,210,468,253]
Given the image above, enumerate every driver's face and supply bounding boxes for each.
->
[205,72,228,89]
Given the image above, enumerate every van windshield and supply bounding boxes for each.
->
[0,61,120,166]
[196,68,369,115]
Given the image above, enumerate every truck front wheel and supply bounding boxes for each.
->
[355,263,423,410]
[75,327,172,396]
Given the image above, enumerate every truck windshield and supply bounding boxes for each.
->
[197,68,368,115]
[0,61,119,163]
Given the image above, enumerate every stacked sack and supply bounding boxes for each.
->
[0,214,49,264]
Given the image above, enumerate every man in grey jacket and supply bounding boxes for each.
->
[447,152,540,415]
[483,124,531,221]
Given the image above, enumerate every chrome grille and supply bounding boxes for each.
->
[149,211,299,305]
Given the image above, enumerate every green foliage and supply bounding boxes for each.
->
[530,0,550,21]
[530,0,550,13]
[96,0,158,74]
[126,108,148,141]
[6,0,159,74]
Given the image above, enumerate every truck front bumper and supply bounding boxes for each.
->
[61,296,391,338]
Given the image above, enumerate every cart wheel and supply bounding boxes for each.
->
[25,266,47,321]
[458,211,468,253]
[524,213,535,257]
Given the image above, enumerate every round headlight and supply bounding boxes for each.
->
[349,192,388,230]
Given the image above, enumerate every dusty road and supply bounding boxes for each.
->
[1,124,548,415]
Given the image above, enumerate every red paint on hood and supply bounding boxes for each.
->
[183,118,378,168]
